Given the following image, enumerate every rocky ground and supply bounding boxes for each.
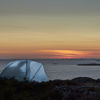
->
[1,77,100,100]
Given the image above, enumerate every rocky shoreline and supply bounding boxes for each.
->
[1,77,100,100]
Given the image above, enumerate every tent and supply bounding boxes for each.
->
[0,60,48,82]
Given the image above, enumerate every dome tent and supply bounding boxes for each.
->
[0,60,48,82]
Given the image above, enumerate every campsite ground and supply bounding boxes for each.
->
[1,77,100,100]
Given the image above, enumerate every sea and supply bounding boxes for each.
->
[0,59,100,80]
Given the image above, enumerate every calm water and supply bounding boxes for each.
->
[0,59,100,80]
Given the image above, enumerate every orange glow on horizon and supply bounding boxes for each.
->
[0,49,99,59]
[40,50,92,59]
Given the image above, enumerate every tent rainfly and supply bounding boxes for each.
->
[0,60,48,82]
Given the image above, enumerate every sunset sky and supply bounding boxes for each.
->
[0,0,100,59]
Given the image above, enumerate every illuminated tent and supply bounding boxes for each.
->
[0,60,48,82]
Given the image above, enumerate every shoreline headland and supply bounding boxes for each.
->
[0,77,100,100]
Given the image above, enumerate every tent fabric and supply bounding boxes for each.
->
[0,60,48,82]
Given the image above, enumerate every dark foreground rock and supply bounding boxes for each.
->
[1,77,100,100]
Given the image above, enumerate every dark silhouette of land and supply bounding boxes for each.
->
[78,63,100,66]
[1,77,100,100]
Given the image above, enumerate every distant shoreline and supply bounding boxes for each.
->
[78,63,100,66]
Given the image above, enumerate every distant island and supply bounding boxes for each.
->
[78,63,100,66]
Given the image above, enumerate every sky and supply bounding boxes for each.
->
[0,0,100,59]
